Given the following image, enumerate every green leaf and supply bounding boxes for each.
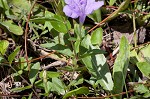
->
[6,0,31,20]
[144,92,150,98]
[11,85,32,92]
[134,84,149,94]
[0,20,23,35]
[29,62,40,84]
[59,66,86,72]
[10,0,31,11]
[91,28,103,45]
[68,37,77,41]
[0,40,9,55]
[47,71,60,78]
[137,62,150,79]
[69,78,84,87]
[13,70,23,77]
[80,35,114,91]
[50,15,71,33]
[21,97,26,99]
[45,81,53,94]
[88,9,102,23]
[28,92,33,99]
[42,70,48,93]
[8,46,20,64]
[51,77,66,95]
[30,17,52,24]
[39,71,60,78]
[19,57,27,70]
[30,15,71,33]
[44,11,54,31]
[109,0,117,6]
[80,49,106,58]
[0,57,4,63]
[0,0,9,10]
[112,36,130,99]
[74,40,80,54]
[63,87,89,99]
[130,50,140,64]
[35,80,44,89]
[74,24,85,38]
[41,43,73,57]
[53,33,70,45]
[138,44,150,62]
[85,77,97,88]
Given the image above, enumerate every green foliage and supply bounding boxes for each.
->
[0,40,9,55]
[88,9,102,23]
[109,0,117,6]
[0,20,23,35]
[63,87,89,99]
[39,71,60,78]
[44,11,54,31]
[137,62,150,79]
[80,35,114,91]
[29,62,40,84]
[0,0,9,10]
[11,85,32,92]
[0,0,150,98]
[133,84,150,98]
[30,14,71,33]
[51,77,66,95]
[113,36,130,99]
[8,46,21,64]
[50,15,71,33]
[91,28,103,45]
[41,42,73,57]
[138,44,150,62]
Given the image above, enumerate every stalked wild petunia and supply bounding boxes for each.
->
[63,0,104,23]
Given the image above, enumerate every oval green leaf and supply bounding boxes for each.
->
[137,62,150,79]
[0,40,9,55]
[63,87,89,99]
[29,62,40,84]
[8,46,21,64]
[0,20,23,35]
[91,28,103,45]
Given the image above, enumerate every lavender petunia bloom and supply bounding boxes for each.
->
[63,0,104,23]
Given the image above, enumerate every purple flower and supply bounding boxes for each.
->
[63,0,104,23]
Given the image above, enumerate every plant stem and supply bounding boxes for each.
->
[52,1,79,91]
[25,0,37,71]
[133,13,137,47]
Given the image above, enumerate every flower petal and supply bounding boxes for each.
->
[63,0,104,23]
[86,0,95,5]
[85,1,104,15]
[73,0,80,4]
[92,1,104,10]
[64,0,72,4]
[79,14,86,23]
[63,5,79,18]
